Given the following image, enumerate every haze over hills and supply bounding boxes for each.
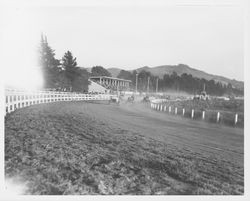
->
[106,64,243,90]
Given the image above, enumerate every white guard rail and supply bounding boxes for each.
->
[150,99,240,125]
[5,89,117,116]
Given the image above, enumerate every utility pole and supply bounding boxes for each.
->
[156,77,158,93]
[135,73,138,94]
[147,76,150,93]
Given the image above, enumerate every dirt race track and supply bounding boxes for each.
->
[5,101,244,195]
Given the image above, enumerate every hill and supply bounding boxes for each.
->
[106,68,123,78]
[85,67,122,78]
[107,64,243,90]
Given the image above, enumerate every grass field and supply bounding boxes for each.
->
[5,102,244,195]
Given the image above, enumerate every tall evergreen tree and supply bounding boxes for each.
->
[39,34,60,88]
[61,51,78,91]
[61,51,89,92]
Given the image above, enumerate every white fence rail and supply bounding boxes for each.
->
[150,101,240,126]
[5,89,117,116]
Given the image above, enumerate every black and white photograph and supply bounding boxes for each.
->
[1,0,249,199]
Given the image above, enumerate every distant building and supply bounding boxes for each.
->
[88,76,132,93]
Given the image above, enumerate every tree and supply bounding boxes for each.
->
[155,71,235,96]
[56,71,71,91]
[39,34,61,88]
[72,68,89,92]
[137,70,153,92]
[61,51,78,91]
[91,66,111,77]
[226,83,233,95]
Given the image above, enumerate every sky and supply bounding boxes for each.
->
[1,0,245,89]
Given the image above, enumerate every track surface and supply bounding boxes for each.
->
[5,101,244,195]
[85,102,243,160]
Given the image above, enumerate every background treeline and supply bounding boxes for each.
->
[117,70,243,96]
[39,35,111,92]
[39,34,243,96]
[39,35,89,92]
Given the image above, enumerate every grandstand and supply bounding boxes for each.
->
[89,76,132,93]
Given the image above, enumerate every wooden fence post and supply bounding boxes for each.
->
[191,109,194,119]
[27,96,30,106]
[6,95,9,113]
[202,111,205,120]
[217,112,220,123]
[235,113,238,125]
